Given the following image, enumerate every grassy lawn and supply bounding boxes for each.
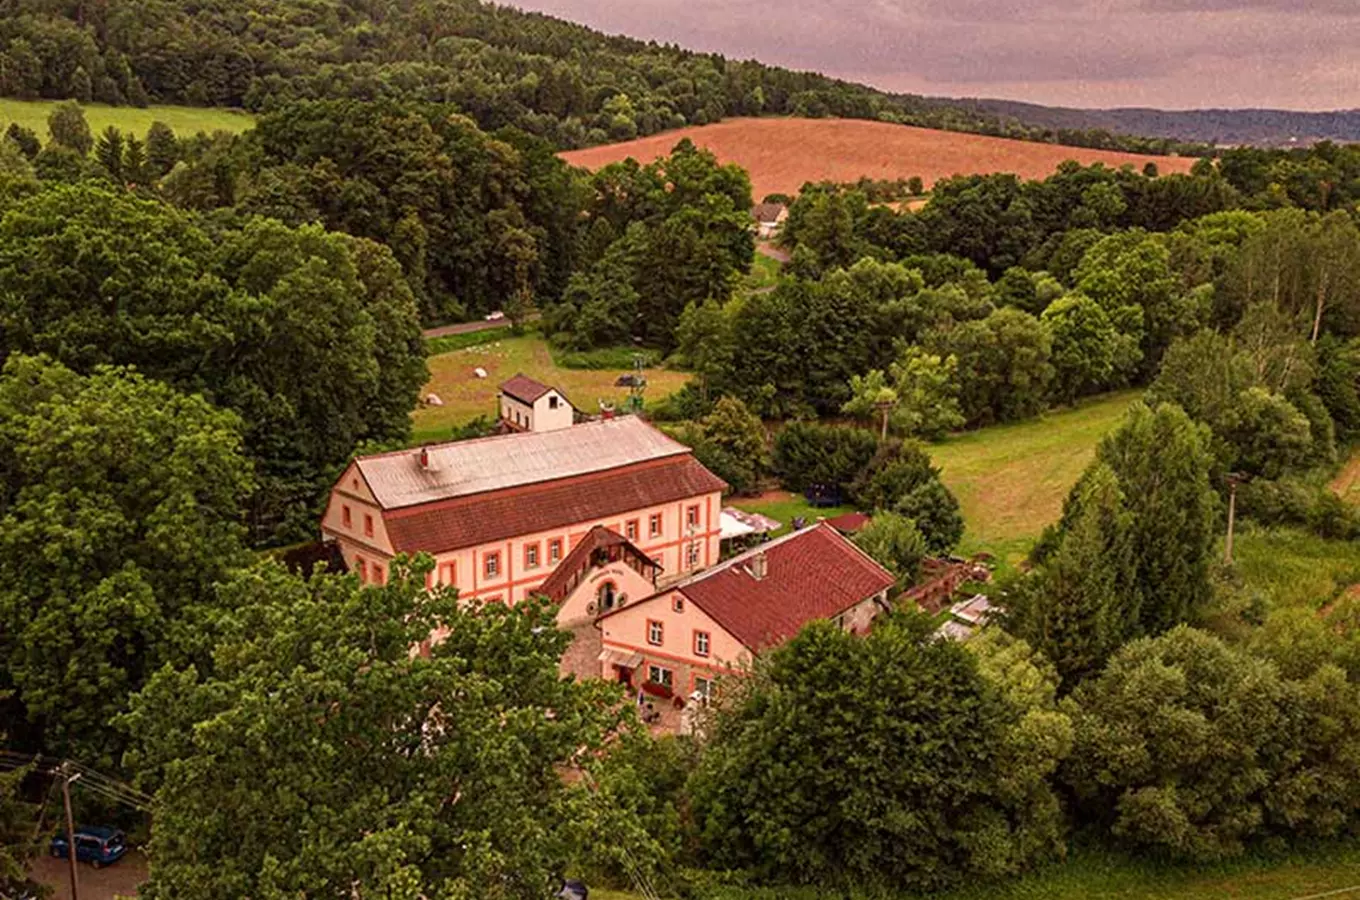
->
[1232,522,1360,611]
[595,842,1360,900]
[728,491,853,535]
[0,98,255,140]
[928,391,1137,563]
[412,335,690,445]
[744,252,781,290]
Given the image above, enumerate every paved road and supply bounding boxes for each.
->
[422,318,512,339]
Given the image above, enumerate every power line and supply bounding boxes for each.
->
[0,751,153,811]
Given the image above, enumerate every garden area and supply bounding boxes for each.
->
[411,333,690,445]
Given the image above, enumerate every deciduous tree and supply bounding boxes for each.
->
[46,101,92,154]
[123,561,634,900]
[690,615,1068,890]
[0,356,252,766]
[853,510,926,583]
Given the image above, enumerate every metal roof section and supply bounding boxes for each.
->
[356,415,692,510]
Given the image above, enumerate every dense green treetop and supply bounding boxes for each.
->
[0,355,253,766]
[124,560,636,899]
[0,181,425,542]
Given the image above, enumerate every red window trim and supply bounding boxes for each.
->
[484,551,501,578]
[524,542,541,569]
[342,505,352,528]
[646,619,664,646]
[686,504,700,526]
[548,538,563,563]
[693,630,710,657]
[439,561,456,586]
[672,596,684,613]
[363,513,375,537]
[649,513,663,537]
[626,518,640,540]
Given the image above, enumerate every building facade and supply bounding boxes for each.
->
[320,416,726,612]
[597,523,895,699]
[498,373,575,433]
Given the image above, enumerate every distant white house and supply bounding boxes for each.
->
[498,373,575,433]
[753,201,788,239]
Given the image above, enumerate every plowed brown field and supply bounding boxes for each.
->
[560,117,1198,201]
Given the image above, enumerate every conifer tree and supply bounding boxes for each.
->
[145,121,179,176]
[1007,463,1138,687]
[1097,402,1217,635]
[95,125,124,180]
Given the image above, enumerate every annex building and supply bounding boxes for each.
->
[595,523,895,700]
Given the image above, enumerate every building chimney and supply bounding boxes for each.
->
[750,551,768,580]
[419,447,429,469]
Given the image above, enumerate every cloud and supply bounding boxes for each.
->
[505,0,1358,109]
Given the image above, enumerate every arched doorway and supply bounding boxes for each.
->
[596,580,618,613]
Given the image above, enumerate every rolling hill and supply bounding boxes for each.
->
[560,117,1199,202]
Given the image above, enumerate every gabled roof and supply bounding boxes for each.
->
[382,454,726,555]
[499,373,556,404]
[537,525,660,603]
[604,523,894,651]
[753,201,787,224]
[354,416,693,511]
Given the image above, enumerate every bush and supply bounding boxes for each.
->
[1063,626,1360,861]
[772,421,877,495]
[1238,477,1360,540]
[850,441,964,554]
[550,344,661,370]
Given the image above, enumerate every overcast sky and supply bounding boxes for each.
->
[508,0,1358,110]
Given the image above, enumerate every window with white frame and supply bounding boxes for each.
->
[485,552,500,579]
[686,543,701,569]
[693,675,713,700]
[649,513,662,537]
[549,539,563,563]
[647,619,663,645]
[693,630,710,657]
[648,665,673,689]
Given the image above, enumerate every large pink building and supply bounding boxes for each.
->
[320,414,727,611]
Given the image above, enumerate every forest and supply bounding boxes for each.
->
[0,0,1212,156]
[1,33,1360,899]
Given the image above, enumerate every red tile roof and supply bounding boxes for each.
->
[537,525,659,602]
[500,373,555,404]
[617,523,894,651]
[824,512,871,534]
[383,455,726,555]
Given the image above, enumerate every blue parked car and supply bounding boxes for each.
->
[50,825,127,868]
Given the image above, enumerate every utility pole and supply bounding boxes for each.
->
[1224,473,1247,565]
[60,763,81,900]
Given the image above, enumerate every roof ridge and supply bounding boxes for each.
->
[669,521,836,592]
[354,414,660,462]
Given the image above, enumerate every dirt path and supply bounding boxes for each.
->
[755,240,790,263]
[1331,450,1360,504]
[30,852,145,899]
